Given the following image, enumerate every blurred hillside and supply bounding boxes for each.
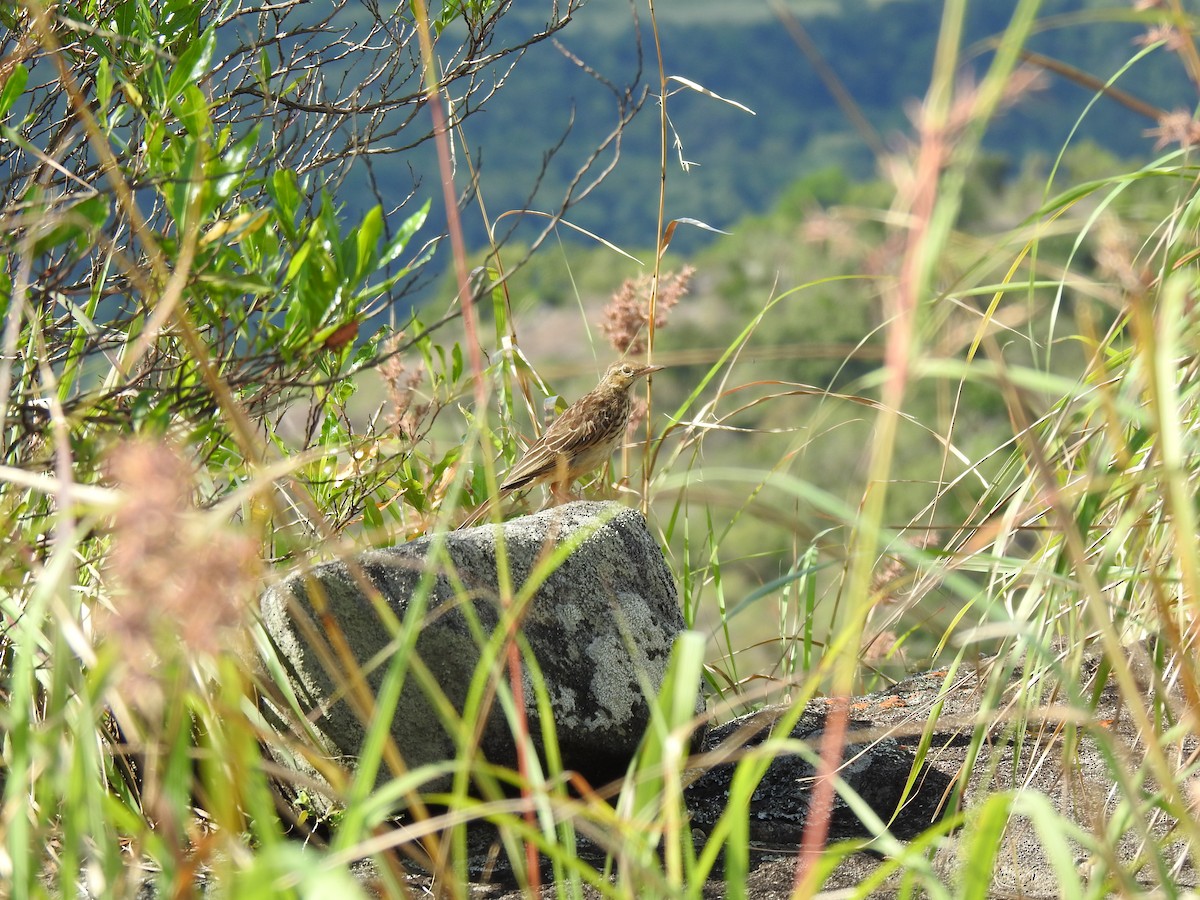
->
[416,0,1187,266]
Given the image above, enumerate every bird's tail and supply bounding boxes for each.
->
[455,495,501,529]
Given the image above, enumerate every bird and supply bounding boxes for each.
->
[459,360,663,527]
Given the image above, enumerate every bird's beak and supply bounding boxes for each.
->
[639,364,665,377]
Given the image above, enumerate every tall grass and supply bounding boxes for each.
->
[3,0,1200,897]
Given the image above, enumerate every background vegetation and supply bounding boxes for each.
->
[2,0,1200,896]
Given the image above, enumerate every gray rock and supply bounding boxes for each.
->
[259,501,692,798]
[685,701,953,847]
[731,658,1199,898]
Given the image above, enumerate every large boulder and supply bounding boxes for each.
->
[259,501,693,798]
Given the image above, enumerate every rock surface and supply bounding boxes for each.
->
[713,659,1198,897]
[258,502,1196,898]
[439,657,1196,898]
[259,501,691,795]
[685,701,952,847]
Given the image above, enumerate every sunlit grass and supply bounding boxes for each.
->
[3,0,1200,896]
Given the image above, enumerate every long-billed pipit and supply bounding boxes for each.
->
[460,360,663,527]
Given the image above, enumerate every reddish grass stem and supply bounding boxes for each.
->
[790,697,849,894]
[410,3,539,889]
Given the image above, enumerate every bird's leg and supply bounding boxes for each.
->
[547,456,574,506]
[550,479,573,505]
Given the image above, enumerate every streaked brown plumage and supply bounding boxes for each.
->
[460,360,662,526]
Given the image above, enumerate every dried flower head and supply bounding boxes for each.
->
[378,333,430,440]
[1135,23,1186,51]
[625,396,649,439]
[861,630,902,664]
[1145,109,1200,150]
[895,66,1045,194]
[601,266,695,354]
[1094,217,1150,294]
[870,532,942,606]
[102,438,259,712]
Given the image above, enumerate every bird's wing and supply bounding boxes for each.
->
[498,441,562,491]
[500,398,619,490]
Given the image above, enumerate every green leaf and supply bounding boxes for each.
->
[379,200,430,267]
[195,272,274,294]
[333,378,355,404]
[76,194,110,228]
[165,133,203,228]
[129,392,172,433]
[173,83,210,138]
[959,793,1012,900]
[269,170,300,238]
[311,194,349,282]
[318,405,347,448]
[213,126,258,203]
[158,0,204,48]
[30,195,109,257]
[230,843,368,899]
[1020,792,1087,896]
[633,631,704,811]
[284,241,311,285]
[430,445,461,482]
[0,63,28,118]
[166,28,216,105]
[95,59,112,109]
[354,205,383,282]
[362,497,383,531]
[627,630,705,882]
